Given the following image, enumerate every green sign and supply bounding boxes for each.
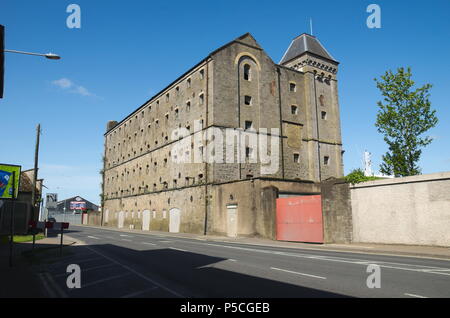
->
[0,164,21,199]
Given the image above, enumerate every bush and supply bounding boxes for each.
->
[344,168,381,184]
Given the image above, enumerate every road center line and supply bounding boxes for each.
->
[404,293,428,298]
[87,236,100,239]
[169,247,187,252]
[141,242,156,246]
[203,243,450,276]
[271,267,326,280]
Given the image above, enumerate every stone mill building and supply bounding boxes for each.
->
[102,32,344,240]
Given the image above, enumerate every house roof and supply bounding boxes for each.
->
[279,33,338,65]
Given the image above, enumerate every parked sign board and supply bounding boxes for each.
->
[0,164,21,199]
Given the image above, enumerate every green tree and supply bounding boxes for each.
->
[374,67,438,177]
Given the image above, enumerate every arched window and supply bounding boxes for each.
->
[243,64,251,81]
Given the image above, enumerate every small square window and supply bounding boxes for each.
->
[289,83,296,92]
[291,105,298,114]
[321,111,327,120]
[245,121,253,130]
[244,95,252,105]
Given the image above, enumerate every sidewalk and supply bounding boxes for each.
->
[0,234,81,298]
[80,224,450,260]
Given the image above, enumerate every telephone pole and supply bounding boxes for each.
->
[31,124,41,221]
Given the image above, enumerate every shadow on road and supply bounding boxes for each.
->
[1,239,351,298]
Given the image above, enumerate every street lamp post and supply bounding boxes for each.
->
[3,48,61,220]
[4,49,61,60]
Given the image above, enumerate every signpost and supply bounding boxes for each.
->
[28,221,69,255]
[1,164,21,267]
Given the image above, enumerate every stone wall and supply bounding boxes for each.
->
[351,172,450,247]
[321,178,352,243]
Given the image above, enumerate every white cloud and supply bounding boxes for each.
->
[52,78,73,89]
[75,86,92,96]
[52,78,95,97]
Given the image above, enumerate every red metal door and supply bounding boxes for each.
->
[276,195,323,243]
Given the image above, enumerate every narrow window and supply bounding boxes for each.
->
[321,111,327,120]
[324,156,330,165]
[291,105,298,115]
[200,69,205,80]
[245,147,253,159]
[244,95,252,105]
[289,83,296,92]
[245,120,253,130]
[199,93,204,105]
[187,78,191,88]
[186,101,191,111]
[243,64,251,81]
[166,93,169,102]
[294,153,300,163]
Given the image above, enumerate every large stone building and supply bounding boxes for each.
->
[102,32,343,239]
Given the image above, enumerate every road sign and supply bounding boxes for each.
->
[0,164,21,199]
[46,193,58,209]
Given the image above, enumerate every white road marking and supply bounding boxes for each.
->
[54,263,116,278]
[271,267,327,280]
[121,239,132,242]
[120,234,133,237]
[141,242,156,246]
[39,273,68,298]
[85,246,184,297]
[159,240,172,243]
[204,243,450,277]
[81,273,132,288]
[228,259,237,262]
[87,236,100,239]
[121,286,158,298]
[169,247,187,252]
[404,293,428,298]
[74,257,103,263]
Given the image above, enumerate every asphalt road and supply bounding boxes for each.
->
[38,225,450,298]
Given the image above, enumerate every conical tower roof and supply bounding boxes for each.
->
[280,33,337,65]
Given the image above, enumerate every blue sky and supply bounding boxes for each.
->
[1,0,449,205]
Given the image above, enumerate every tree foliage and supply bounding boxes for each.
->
[375,67,438,177]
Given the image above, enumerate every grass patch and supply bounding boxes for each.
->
[13,234,45,243]
[0,234,45,244]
